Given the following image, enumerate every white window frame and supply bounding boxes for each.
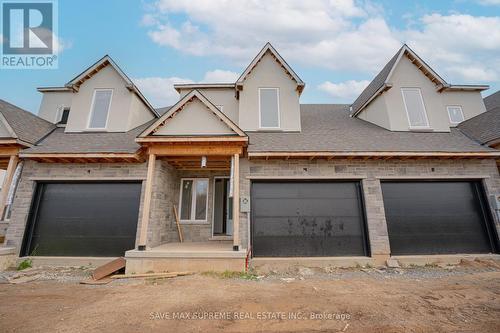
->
[401,87,430,129]
[446,105,464,124]
[216,105,224,112]
[178,178,209,224]
[258,87,280,129]
[87,89,113,130]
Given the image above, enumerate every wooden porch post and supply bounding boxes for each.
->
[232,153,240,251]
[0,155,18,219]
[138,153,156,250]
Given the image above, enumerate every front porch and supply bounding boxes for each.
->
[125,241,247,274]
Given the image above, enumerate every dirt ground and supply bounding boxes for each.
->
[1,260,500,333]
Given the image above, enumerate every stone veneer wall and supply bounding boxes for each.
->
[171,170,229,242]
[237,158,500,256]
[146,164,229,244]
[5,160,148,255]
[5,159,231,255]
[6,158,500,257]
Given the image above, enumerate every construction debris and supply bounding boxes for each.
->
[91,258,126,280]
[110,271,193,279]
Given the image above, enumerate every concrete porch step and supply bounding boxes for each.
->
[124,242,248,274]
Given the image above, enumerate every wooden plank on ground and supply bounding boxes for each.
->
[110,271,193,279]
[80,277,113,285]
[92,257,126,280]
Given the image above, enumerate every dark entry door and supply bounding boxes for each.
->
[251,181,368,257]
[22,182,142,257]
[381,181,498,255]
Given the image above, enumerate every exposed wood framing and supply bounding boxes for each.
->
[161,155,231,170]
[19,152,145,163]
[138,153,156,249]
[149,144,243,156]
[0,155,19,219]
[232,153,240,251]
[248,151,500,160]
[137,136,248,143]
[0,146,20,157]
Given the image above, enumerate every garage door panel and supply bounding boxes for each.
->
[23,182,141,257]
[252,181,368,257]
[254,198,361,217]
[382,181,495,255]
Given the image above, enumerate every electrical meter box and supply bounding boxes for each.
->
[240,196,250,212]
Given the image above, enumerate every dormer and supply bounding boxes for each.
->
[37,55,158,132]
[351,45,488,132]
[236,43,305,132]
[174,83,239,124]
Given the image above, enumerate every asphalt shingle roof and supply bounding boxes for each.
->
[248,104,494,153]
[484,90,500,111]
[0,99,55,145]
[23,121,153,154]
[459,90,500,145]
[350,48,401,115]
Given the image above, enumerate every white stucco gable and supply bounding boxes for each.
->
[139,90,246,137]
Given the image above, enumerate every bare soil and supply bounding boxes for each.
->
[0,260,499,333]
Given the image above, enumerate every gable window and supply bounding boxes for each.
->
[88,89,113,129]
[447,105,464,124]
[179,178,209,222]
[401,88,430,128]
[58,107,70,125]
[259,87,280,128]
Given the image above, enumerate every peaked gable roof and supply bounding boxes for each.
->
[139,90,246,138]
[484,90,500,112]
[0,99,55,146]
[459,90,500,146]
[39,55,159,117]
[236,42,305,93]
[350,44,487,117]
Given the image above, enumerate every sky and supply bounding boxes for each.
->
[0,0,499,113]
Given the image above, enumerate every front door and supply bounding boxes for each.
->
[213,178,233,236]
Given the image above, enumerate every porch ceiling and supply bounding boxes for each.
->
[0,158,10,169]
[160,155,231,170]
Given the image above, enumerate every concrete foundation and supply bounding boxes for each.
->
[393,254,500,266]
[0,247,16,271]
[251,257,376,273]
[20,256,117,268]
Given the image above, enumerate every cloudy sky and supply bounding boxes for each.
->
[1,0,500,113]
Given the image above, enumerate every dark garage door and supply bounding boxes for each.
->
[251,181,369,257]
[22,182,142,257]
[381,181,498,255]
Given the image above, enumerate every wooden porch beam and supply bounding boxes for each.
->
[0,146,20,157]
[138,153,156,250]
[148,145,242,156]
[248,151,500,159]
[232,153,240,251]
[137,136,248,143]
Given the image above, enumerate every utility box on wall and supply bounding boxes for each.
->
[240,196,250,212]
